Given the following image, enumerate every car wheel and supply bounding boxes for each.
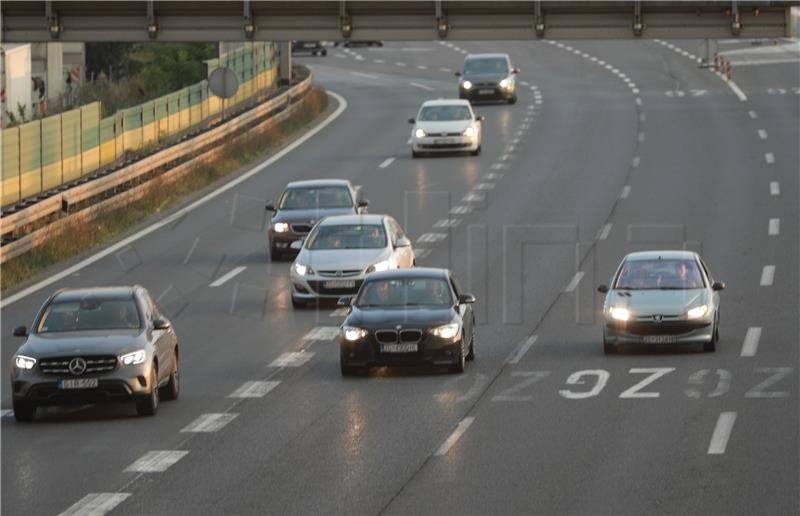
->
[159,351,179,401]
[704,318,719,352]
[136,365,159,416]
[471,145,481,156]
[270,246,283,262]
[449,340,466,374]
[603,331,617,354]
[508,95,517,104]
[12,399,36,422]
[322,50,328,56]
[466,325,476,361]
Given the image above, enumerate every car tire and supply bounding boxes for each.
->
[603,331,617,354]
[704,318,719,352]
[471,145,481,156]
[270,246,283,262]
[412,150,421,158]
[322,49,328,56]
[466,325,476,361]
[159,351,179,401]
[12,399,36,422]
[508,95,518,104]
[136,366,159,416]
[449,340,466,374]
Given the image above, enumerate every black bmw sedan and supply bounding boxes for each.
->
[9,286,179,422]
[338,268,476,376]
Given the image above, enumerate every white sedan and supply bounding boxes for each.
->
[408,99,483,157]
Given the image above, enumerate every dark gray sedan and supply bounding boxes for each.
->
[9,286,179,422]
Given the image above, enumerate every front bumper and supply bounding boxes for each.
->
[412,135,478,152]
[460,85,514,101]
[291,271,366,300]
[604,319,713,344]
[269,228,308,253]
[340,333,462,367]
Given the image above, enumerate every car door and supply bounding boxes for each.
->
[142,291,172,384]
[388,218,414,267]
[449,274,473,347]
[698,257,719,310]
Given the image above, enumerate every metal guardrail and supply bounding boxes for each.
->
[0,73,313,263]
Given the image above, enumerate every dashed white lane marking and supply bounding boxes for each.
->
[183,237,200,265]
[639,113,646,121]
[379,157,396,168]
[395,61,407,67]
[410,82,434,91]
[1,409,13,418]
[435,417,476,456]
[770,181,780,195]
[350,71,378,80]
[460,49,468,54]
[507,336,538,364]
[270,351,315,367]
[434,218,461,228]
[228,380,280,398]
[474,182,495,190]
[181,413,239,433]
[59,493,131,516]
[330,307,349,317]
[124,450,188,473]
[335,53,346,58]
[418,232,448,243]
[632,156,640,168]
[768,218,780,236]
[740,327,763,357]
[374,59,385,64]
[564,271,585,293]
[450,205,471,214]
[463,192,485,202]
[620,185,631,199]
[209,266,246,287]
[638,132,646,142]
[414,248,432,259]
[520,81,531,86]
[631,88,640,94]
[416,65,428,70]
[303,326,340,340]
[760,265,775,286]
[440,67,453,73]
[597,223,613,240]
[708,412,737,455]
[748,110,758,119]
[765,152,775,164]
[635,97,643,106]
[758,129,768,139]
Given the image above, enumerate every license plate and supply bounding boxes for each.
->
[434,138,455,145]
[643,335,677,344]
[58,378,99,389]
[478,89,494,95]
[303,43,316,48]
[323,280,355,289]
[381,343,418,353]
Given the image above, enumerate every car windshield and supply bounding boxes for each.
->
[614,259,705,290]
[37,298,142,333]
[279,186,353,209]
[464,57,509,75]
[305,224,386,250]
[418,105,472,121]
[355,278,453,307]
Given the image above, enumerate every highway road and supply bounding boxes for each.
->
[2,39,798,515]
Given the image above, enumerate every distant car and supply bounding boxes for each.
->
[9,286,179,422]
[338,268,476,376]
[336,40,383,48]
[408,99,483,157]
[597,250,725,354]
[267,179,369,261]
[292,40,327,56]
[289,214,415,308]
[456,53,519,104]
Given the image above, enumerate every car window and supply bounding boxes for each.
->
[463,57,509,74]
[355,278,454,307]
[279,186,353,209]
[388,219,406,242]
[614,259,705,290]
[418,105,473,121]
[37,298,142,333]
[305,224,386,250]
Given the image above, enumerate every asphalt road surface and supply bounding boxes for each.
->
[2,39,798,515]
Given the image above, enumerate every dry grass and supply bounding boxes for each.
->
[1,88,329,291]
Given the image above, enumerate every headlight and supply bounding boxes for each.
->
[273,222,289,233]
[14,355,36,370]
[463,127,475,137]
[342,326,368,341]
[120,349,146,366]
[366,260,391,274]
[687,305,708,319]
[431,323,460,340]
[499,78,510,88]
[462,80,473,90]
[414,128,426,138]
[294,263,313,276]
[610,307,630,321]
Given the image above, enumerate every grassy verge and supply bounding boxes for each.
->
[1,87,329,291]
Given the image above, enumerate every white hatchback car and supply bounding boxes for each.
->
[408,99,483,158]
[290,214,416,308]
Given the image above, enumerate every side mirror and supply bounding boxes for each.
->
[476,115,485,122]
[395,237,411,248]
[408,118,415,124]
[597,285,609,294]
[265,203,276,212]
[512,67,520,74]
[290,240,303,251]
[454,71,462,77]
[337,296,353,307]
[153,319,171,330]
[358,200,369,209]
[712,281,726,291]
[13,325,28,337]
[458,293,476,304]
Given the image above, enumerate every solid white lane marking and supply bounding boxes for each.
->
[417,232,448,243]
[758,129,768,139]
[409,82,434,91]
[620,185,631,199]
[434,218,461,228]
[632,156,640,168]
[350,71,378,80]
[748,110,758,119]
[765,152,775,164]
[769,218,780,236]
[303,326,340,340]
[435,417,475,456]
[59,493,131,516]
[228,380,280,398]
[270,351,315,367]
[740,327,763,357]
[209,266,246,287]
[708,412,737,454]
[564,271,584,292]
[330,307,349,317]
[507,335,538,364]
[181,413,239,433]
[598,223,613,240]
[760,265,775,286]
[379,157,396,168]
[727,80,748,102]
[124,450,188,472]
[770,181,780,195]
[1,92,350,308]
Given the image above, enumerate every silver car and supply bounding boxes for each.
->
[289,214,416,308]
[597,250,725,353]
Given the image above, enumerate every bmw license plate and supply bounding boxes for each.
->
[323,280,355,289]
[381,343,418,353]
[643,335,677,344]
[478,89,494,95]
[58,378,99,389]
